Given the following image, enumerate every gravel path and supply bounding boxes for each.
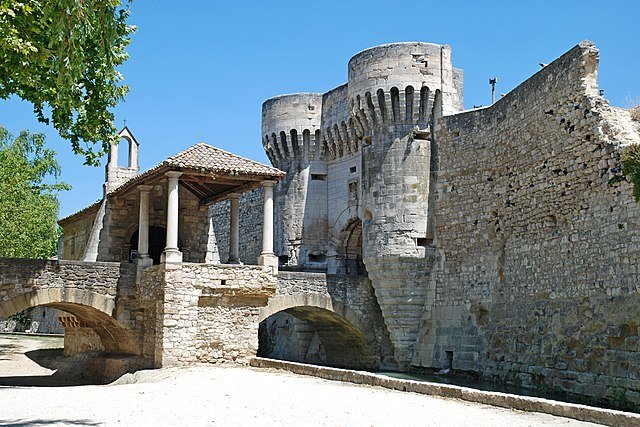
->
[0,335,598,426]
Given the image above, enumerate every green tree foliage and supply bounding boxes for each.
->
[0,0,135,165]
[0,126,69,258]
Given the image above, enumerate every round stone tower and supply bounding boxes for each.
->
[261,93,326,267]
[347,42,463,367]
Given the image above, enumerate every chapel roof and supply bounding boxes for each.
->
[59,142,284,225]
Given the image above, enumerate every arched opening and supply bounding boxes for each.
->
[117,136,131,168]
[0,295,142,386]
[129,226,167,264]
[257,305,376,369]
[336,218,365,276]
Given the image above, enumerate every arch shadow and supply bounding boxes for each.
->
[258,294,377,369]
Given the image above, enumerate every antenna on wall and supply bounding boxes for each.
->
[489,78,498,104]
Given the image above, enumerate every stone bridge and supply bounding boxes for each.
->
[260,271,393,369]
[0,258,141,357]
[0,258,386,378]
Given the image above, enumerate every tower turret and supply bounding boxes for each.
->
[347,42,464,367]
[262,93,326,266]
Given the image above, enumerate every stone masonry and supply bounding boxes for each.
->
[246,40,640,409]
[3,39,640,410]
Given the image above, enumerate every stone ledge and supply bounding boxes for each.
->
[250,357,640,427]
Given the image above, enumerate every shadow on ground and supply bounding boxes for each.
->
[0,348,98,387]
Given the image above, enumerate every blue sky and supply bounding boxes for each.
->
[2,0,639,218]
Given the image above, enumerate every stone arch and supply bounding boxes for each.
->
[258,294,377,368]
[259,294,373,340]
[328,217,365,275]
[0,289,140,355]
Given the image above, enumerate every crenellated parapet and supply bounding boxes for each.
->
[262,93,323,170]
[347,42,463,136]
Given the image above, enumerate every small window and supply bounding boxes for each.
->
[311,174,326,181]
[445,351,453,369]
[452,131,461,138]
[308,253,326,263]
[417,237,433,247]
[349,166,357,174]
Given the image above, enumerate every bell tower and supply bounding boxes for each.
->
[105,126,140,193]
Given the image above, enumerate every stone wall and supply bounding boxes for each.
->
[0,258,141,356]
[209,187,263,265]
[61,209,98,260]
[413,41,640,408]
[98,183,208,263]
[141,263,276,366]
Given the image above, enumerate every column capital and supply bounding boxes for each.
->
[165,171,183,179]
[261,179,277,188]
[138,184,154,193]
[228,192,241,200]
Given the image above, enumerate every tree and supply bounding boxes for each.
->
[0,125,69,258]
[0,1,135,165]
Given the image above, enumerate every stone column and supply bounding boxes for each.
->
[108,141,118,170]
[258,180,278,270]
[227,193,241,264]
[137,185,154,267]
[161,171,183,264]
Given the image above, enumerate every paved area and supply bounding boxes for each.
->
[0,335,597,426]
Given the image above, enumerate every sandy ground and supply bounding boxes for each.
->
[0,335,599,426]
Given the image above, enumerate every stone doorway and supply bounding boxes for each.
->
[343,219,365,275]
[129,226,167,265]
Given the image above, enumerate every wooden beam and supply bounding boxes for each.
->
[200,181,262,206]
[179,180,208,199]
[180,169,268,182]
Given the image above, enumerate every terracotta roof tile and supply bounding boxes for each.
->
[165,142,285,177]
[59,142,285,224]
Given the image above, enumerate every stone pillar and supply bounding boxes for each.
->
[161,171,183,264]
[137,185,153,267]
[258,180,278,270]
[227,193,241,264]
[108,141,118,170]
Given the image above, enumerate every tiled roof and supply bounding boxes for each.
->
[165,142,285,177]
[59,142,285,224]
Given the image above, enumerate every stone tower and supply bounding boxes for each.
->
[348,42,463,367]
[262,93,326,267]
[105,126,140,193]
[262,42,463,368]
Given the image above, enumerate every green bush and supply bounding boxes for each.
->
[622,144,640,201]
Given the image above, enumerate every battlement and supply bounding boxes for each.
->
[262,93,323,169]
[261,42,464,168]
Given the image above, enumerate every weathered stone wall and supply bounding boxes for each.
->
[0,258,142,356]
[209,187,263,264]
[0,259,120,316]
[414,41,640,408]
[98,183,208,263]
[61,209,98,260]
[137,264,165,367]
[143,263,276,366]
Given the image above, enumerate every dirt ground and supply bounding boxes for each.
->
[0,334,598,426]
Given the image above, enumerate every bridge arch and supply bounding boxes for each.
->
[258,294,377,369]
[0,289,140,355]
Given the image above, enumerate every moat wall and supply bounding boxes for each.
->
[413,41,640,408]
